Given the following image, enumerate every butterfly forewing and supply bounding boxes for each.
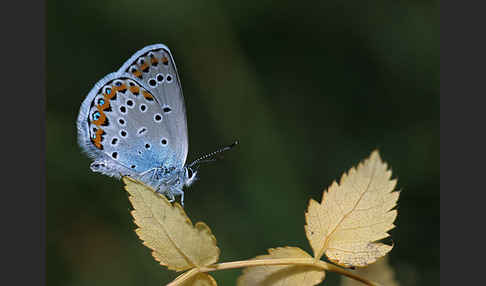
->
[117,44,189,165]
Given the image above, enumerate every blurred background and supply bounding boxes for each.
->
[47,1,439,285]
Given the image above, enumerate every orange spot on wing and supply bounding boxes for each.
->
[114,83,127,92]
[129,85,140,94]
[104,88,116,99]
[99,100,111,111]
[140,62,150,72]
[92,128,105,149]
[132,70,142,78]
[161,56,169,65]
[93,106,107,126]
[151,57,159,65]
[142,90,154,100]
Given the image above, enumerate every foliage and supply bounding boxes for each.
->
[123,150,400,285]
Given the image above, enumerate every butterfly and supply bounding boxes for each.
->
[77,44,237,205]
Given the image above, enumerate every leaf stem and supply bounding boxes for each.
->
[168,268,200,286]
[166,258,378,286]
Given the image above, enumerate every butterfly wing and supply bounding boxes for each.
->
[77,72,121,161]
[117,44,189,165]
[77,44,189,180]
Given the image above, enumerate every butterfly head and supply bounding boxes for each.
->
[183,166,198,187]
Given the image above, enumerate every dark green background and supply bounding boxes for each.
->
[47,1,439,285]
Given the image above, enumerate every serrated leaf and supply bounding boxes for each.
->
[340,256,399,286]
[237,247,325,286]
[305,150,399,267]
[180,273,218,286]
[123,177,220,271]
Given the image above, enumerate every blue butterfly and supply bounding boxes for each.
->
[77,44,237,205]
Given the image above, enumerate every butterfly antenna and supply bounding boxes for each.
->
[188,140,239,169]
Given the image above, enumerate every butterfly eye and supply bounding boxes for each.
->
[114,80,123,86]
[156,74,164,82]
[166,74,173,83]
[103,86,112,94]
[97,98,105,106]
[137,58,145,65]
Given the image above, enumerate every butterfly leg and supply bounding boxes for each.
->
[168,187,184,206]
[166,191,175,203]
[140,168,157,180]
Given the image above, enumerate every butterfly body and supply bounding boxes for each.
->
[77,44,197,203]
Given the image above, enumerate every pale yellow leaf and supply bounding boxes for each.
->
[180,273,218,286]
[305,150,399,267]
[340,256,399,286]
[123,177,220,271]
[237,247,325,286]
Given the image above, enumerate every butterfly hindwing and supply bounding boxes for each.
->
[78,71,185,175]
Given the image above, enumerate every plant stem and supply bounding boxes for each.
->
[166,258,378,286]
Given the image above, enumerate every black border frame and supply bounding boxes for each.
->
[3,1,45,285]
